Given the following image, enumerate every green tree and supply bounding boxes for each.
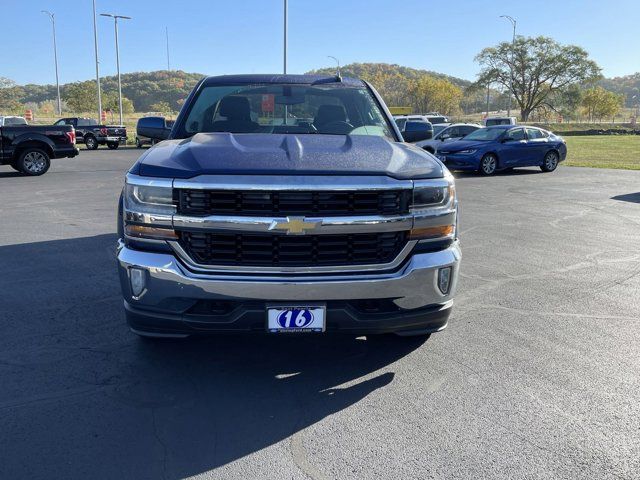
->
[581,86,624,121]
[150,101,172,113]
[63,81,98,113]
[103,92,135,114]
[475,36,601,121]
[0,86,24,112]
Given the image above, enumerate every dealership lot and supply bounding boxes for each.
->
[1,149,639,479]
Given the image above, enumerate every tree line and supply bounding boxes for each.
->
[1,39,638,122]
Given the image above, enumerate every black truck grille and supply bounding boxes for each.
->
[177,231,408,267]
[175,189,410,217]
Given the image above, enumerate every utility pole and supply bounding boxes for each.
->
[42,11,62,115]
[283,0,288,74]
[500,15,516,117]
[92,0,102,122]
[165,27,170,71]
[101,13,131,126]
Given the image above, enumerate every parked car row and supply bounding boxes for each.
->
[394,113,565,175]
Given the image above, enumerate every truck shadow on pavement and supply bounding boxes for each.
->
[611,192,640,204]
[0,233,427,479]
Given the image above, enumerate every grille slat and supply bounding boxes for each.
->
[178,231,407,267]
[176,189,410,217]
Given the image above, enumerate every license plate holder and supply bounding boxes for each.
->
[267,304,326,333]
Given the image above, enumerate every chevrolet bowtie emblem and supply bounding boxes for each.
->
[268,216,321,235]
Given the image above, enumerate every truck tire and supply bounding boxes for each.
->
[85,135,99,150]
[107,142,119,150]
[135,138,142,148]
[16,148,51,176]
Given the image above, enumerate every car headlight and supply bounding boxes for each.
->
[123,177,177,241]
[457,149,476,155]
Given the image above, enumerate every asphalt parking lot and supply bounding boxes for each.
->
[1,148,639,479]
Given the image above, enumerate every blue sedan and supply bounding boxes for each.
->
[436,125,567,175]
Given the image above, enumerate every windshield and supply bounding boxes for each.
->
[179,83,395,139]
[463,128,504,141]
[433,125,448,137]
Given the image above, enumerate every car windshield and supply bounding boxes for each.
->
[463,128,504,141]
[433,125,448,137]
[179,83,395,139]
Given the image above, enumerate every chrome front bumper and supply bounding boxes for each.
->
[117,241,460,334]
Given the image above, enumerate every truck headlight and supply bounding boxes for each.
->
[411,177,455,211]
[410,174,457,243]
[124,183,175,215]
[123,178,176,241]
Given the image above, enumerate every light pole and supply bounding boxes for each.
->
[100,13,131,126]
[165,27,170,72]
[283,0,288,74]
[500,15,516,117]
[42,11,62,115]
[92,0,102,122]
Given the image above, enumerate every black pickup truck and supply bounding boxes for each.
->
[54,117,127,150]
[0,123,79,175]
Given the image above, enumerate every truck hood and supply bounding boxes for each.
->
[135,133,444,179]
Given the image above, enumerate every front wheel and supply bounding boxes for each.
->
[107,142,119,150]
[479,154,498,175]
[541,151,559,172]
[135,138,142,148]
[16,148,51,176]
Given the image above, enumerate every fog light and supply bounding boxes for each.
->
[438,266,452,294]
[130,268,146,297]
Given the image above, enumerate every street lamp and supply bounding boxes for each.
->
[92,0,102,122]
[500,15,517,117]
[100,13,131,126]
[283,0,288,74]
[42,11,62,115]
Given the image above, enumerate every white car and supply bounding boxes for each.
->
[416,123,483,153]
[484,116,517,126]
[0,116,28,127]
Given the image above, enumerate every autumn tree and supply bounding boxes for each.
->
[475,36,601,121]
[581,86,624,121]
[407,76,463,115]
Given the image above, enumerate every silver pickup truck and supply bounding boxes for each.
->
[117,74,460,339]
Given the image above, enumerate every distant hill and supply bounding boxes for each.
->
[17,70,205,112]
[600,73,640,107]
[307,62,472,89]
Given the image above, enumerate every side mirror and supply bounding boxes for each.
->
[402,121,433,143]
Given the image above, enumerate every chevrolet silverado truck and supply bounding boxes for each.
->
[54,117,127,150]
[116,74,460,339]
[1,122,79,175]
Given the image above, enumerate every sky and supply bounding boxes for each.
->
[2,0,639,86]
